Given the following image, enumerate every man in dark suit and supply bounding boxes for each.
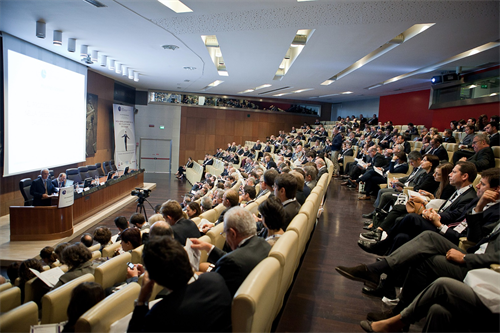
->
[52,172,67,188]
[428,135,449,161]
[127,236,232,332]
[274,173,301,229]
[358,162,480,253]
[484,121,499,147]
[30,169,57,206]
[264,155,277,170]
[252,140,262,151]
[443,129,456,143]
[315,158,328,181]
[460,133,495,172]
[191,207,271,296]
[452,125,476,163]
[161,200,201,246]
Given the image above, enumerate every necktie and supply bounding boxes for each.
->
[44,180,47,194]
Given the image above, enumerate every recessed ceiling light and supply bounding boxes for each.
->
[201,35,229,77]
[157,0,193,13]
[342,91,353,94]
[274,29,315,81]
[208,80,224,87]
[255,84,272,90]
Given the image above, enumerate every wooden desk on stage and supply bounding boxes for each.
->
[9,171,144,241]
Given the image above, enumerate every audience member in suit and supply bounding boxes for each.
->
[443,128,456,143]
[315,158,328,181]
[427,135,449,161]
[290,170,309,205]
[452,125,476,163]
[52,172,67,188]
[359,161,480,256]
[252,140,262,151]
[484,121,499,146]
[336,221,500,324]
[304,166,318,190]
[405,122,418,137]
[30,169,57,206]
[191,207,271,297]
[460,133,495,172]
[329,127,343,176]
[130,213,150,244]
[264,155,277,170]
[128,236,232,332]
[161,200,201,246]
[53,243,96,289]
[274,172,301,229]
[395,135,411,154]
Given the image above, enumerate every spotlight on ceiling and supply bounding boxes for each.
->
[53,30,62,46]
[80,45,88,57]
[68,38,76,52]
[431,75,442,84]
[36,20,46,38]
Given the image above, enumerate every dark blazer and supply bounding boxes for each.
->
[203,158,214,166]
[317,166,328,181]
[430,145,449,162]
[253,143,262,150]
[52,179,65,188]
[444,136,456,143]
[53,261,95,289]
[283,200,301,228]
[208,236,271,296]
[413,171,439,193]
[438,186,477,214]
[171,218,202,245]
[489,133,499,147]
[30,176,57,206]
[266,161,277,170]
[128,272,232,332]
[400,167,426,187]
[402,141,411,154]
[467,147,495,172]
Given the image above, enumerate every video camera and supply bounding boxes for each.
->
[131,188,151,204]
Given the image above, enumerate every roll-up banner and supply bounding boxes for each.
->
[113,104,137,171]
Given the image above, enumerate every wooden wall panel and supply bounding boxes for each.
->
[177,106,321,163]
[0,70,115,216]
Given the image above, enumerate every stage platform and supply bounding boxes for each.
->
[0,182,156,265]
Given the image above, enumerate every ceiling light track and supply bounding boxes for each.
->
[274,29,315,81]
[201,35,229,76]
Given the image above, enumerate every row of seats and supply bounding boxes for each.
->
[66,160,117,184]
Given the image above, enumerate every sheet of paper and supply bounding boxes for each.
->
[407,190,427,201]
[184,238,200,272]
[426,199,446,210]
[29,267,64,288]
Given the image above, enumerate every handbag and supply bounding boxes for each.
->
[406,198,425,215]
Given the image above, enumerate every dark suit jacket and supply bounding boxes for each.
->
[400,167,426,187]
[30,177,57,206]
[467,147,495,172]
[317,166,328,181]
[171,218,202,245]
[208,236,271,296]
[283,200,301,228]
[438,186,477,214]
[489,133,499,147]
[266,161,277,170]
[444,136,456,143]
[413,171,439,193]
[253,144,262,150]
[52,179,65,188]
[203,158,214,166]
[430,145,449,162]
[128,272,232,332]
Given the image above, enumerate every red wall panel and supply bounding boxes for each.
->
[431,102,500,130]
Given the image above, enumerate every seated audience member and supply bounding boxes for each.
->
[200,196,213,212]
[290,170,308,205]
[360,165,500,253]
[63,282,105,333]
[358,151,409,201]
[452,124,476,163]
[161,200,200,245]
[215,189,240,226]
[7,262,20,284]
[459,133,495,172]
[130,213,150,243]
[303,166,318,189]
[114,216,129,242]
[274,173,301,228]
[257,169,278,199]
[40,246,60,268]
[18,259,50,306]
[154,204,162,214]
[149,221,174,239]
[191,207,271,296]
[52,172,67,188]
[147,213,165,224]
[186,202,202,219]
[315,158,328,181]
[30,168,57,206]
[360,276,499,333]
[128,236,232,332]
[54,243,95,288]
[427,135,448,161]
[443,128,456,143]
[175,157,193,180]
[55,243,70,264]
[240,185,256,207]
[484,121,499,146]
[258,196,286,247]
[80,233,94,247]
[119,228,142,254]
[93,226,112,253]
[336,225,500,326]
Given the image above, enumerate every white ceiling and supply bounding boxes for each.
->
[1,0,499,103]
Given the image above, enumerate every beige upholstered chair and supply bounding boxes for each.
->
[232,257,281,333]
[0,286,21,312]
[286,213,309,265]
[245,202,259,215]
[102,242,122,258]
[88,243,101,252]
[0,301,38,333]
[198,235,212,263]
[94,252,132,290]
[131,245,144,264]
[91,250,101,260]
[75,282,140,333]
[213,203,226,216]
[255,191,270,205]
[199,209,219,223]
[41,273,95,324]
[268,231,299,317]
[0,282,13,292]
[137,275,165,301]
[298,200,315,234]
[206,223,226,250]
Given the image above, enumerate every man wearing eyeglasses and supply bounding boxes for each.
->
[190,207,271,296]
[459,133,495,172]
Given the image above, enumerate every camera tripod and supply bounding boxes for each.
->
[136,197,155,221]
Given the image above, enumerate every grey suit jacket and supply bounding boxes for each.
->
[399,167,426,187]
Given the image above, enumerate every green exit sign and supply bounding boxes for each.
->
[159,125,165,130]
[481,84,488,89]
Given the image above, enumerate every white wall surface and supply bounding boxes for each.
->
[134,104,181,173]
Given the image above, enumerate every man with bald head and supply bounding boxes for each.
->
[30,169,57,206]
[149,221,174,239]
